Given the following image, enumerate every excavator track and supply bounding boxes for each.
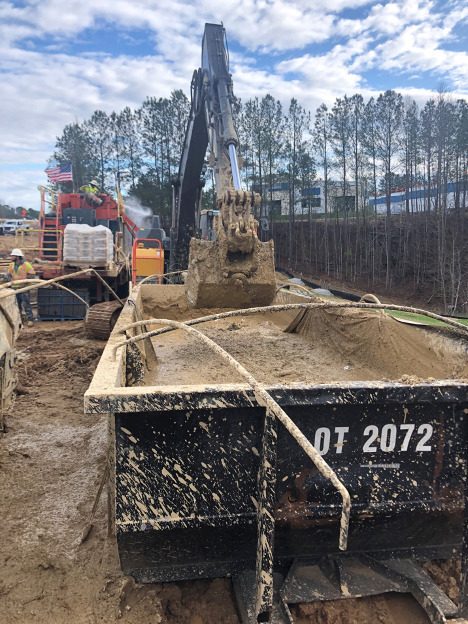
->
[85,300,123,340]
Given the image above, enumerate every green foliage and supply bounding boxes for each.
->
[49,90,189,223]
[0,205,16,218]
[0,205,38,219]
[52,122,93,192]
[85,110,112,191]
[48,85,468,244]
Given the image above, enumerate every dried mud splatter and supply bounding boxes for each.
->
[0,320,463,624]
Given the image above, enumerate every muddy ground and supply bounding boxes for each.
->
[0,320,463,623]
[0,322,240,624]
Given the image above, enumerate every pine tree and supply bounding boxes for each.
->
[85,111,112,191]
[53,123,93,192]
[260,95,284,231]
[313,103,332,274]
[119,107,143,193]
[374,90,404,286]
[285,98,310,266]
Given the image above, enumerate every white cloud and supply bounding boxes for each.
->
[1,0,468,205]
[0,167,45,208]
[375,21,468,88]
[275,38,371,104]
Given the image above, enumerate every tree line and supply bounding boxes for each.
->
[51,90,190,216]
[51,86,468,307]
[0,205,39,219]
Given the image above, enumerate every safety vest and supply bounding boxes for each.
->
[80,185,99,194]
[8,260,36,289]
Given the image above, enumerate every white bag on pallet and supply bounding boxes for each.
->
[63,224,113,267]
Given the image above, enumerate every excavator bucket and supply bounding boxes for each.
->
[184,237,276,308]
[184,190,277,309]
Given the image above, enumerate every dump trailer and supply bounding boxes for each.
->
[86,280,468,624]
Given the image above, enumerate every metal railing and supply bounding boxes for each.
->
[15,229,63,262]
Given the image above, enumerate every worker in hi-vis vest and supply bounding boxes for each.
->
[7,248,36,327]
[79,180,99,194]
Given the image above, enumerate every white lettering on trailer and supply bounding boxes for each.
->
[308,423,434,457]
[416,424,433,451]
[363,423,433,453]
[363,425,379,452]
[400,424,415,451]
[314,427,330,455]
[334,427,349,454]
[380,424,397,452]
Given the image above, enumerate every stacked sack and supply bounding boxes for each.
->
[63,224,113,267]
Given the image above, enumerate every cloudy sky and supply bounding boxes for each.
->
[1,0,467,207]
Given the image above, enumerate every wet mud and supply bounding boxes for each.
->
[0,322,239,623]
[1,317,465,623]
[141,295,468,387]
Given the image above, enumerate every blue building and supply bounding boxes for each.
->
[369,183,463,214]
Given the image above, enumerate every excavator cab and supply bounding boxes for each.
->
[200,209,217,241]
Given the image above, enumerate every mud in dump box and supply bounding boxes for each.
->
[85,285,468,624]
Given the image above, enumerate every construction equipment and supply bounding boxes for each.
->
[170,23,276,308]
[86,278,468,624]
[84,300,123,340]
[131,216,169,285]
[84,22,468,624]
[132,239,163,286]
[27,186,153,338]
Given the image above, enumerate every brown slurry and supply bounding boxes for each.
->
[422,558,461,605]
[292,306,468,380]
[291,592,433,624]
[142,300,468,387]
[184,238,276,308]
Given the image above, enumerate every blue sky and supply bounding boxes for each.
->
[0,0,467,207]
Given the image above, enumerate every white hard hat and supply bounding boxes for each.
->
[10,248,24,257]
[90,180,98,186]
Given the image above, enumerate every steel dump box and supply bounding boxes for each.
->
[85,284,468,624]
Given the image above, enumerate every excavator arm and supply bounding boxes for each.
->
[170,23,276,308]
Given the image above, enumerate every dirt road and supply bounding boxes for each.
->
[0,320,461,623]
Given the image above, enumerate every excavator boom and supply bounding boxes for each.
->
[170,23,276,308]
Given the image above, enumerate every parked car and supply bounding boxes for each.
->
[0,220,30,235]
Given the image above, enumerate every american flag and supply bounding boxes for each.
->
[45,162,73,183]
